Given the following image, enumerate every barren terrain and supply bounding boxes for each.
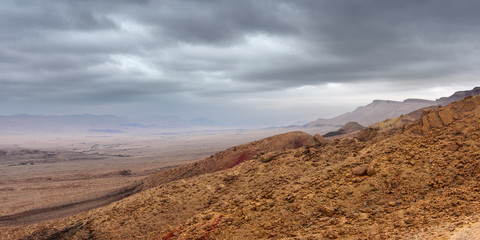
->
[2,96,480,239]
[0,127,332,227]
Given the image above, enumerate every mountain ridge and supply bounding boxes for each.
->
[0,114,222,134]
[306,86,480,128]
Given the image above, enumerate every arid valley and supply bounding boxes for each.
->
[3,1,480,239]
[2,93,480,239]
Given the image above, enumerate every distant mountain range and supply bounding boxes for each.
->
[0,114,219,134]
[1,87,479,134]
[306,99,434,127]
[435,86,480,106]
[0,114,127,133]
[306,86,480,127]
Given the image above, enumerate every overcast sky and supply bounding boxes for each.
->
[1,0,479,126]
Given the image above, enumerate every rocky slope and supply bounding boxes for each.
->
[139,131,318,191]
[306,86,480,128]
[323,122,364,137]
[306,99,434,127]
[369,106,438,133]
[435,86,480,106]
[3,96,480,239]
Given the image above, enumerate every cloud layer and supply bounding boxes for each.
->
[1,0,479,125]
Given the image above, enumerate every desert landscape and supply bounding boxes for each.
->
[1,92,480,239]
[3,1,480,239]
[1,87,475,227]
[0,126,337,227]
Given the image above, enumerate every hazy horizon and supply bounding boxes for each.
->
[2,1,480,126]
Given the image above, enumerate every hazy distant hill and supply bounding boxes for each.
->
[435,86,480,106]
[323,121,365,137]
[306,86,480,127]
[0,114,221,134]
[306,99,434,127]
[2,87,479,134]
[0,114,129,133]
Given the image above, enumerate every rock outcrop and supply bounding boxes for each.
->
[323,121,364,137]
[422,95,480,133]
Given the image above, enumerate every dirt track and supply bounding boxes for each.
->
[0,184,140,227]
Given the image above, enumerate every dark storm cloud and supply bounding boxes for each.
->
[1,0,296,101]
[1,0,479,118]
[152,1,297,45]
[235,0,480,85]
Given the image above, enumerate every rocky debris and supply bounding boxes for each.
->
[222,174,237,183]
[293,149,304,158]
[388,201,401,207]
[260,151,280,163]
[351,164,375,176]
[317,205,335,217]
[447,143,460,152]
[369,106,441,134]
[140,131,317,190]
[313,134,327,145]
[119,170,132,176]
[355,127,378,141]
[422,95,480,133]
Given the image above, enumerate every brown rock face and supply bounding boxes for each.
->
[318,205,335,217]
[426,111,444,128]
[313,134,327,145]
[260,151,280,163]
[438,107,458,125]
[352,164,375,176]
[422,95,480,133]
[356,127,377,141]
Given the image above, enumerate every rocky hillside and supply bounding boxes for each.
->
[306,99,434,127]
[139,131,318,190]
[3,96,480,239]
[435,86,480,106]
[323,121,364,137]
[306,86,480,128]
[369,106,439,133]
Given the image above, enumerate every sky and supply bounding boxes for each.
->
[1,0,479,126]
